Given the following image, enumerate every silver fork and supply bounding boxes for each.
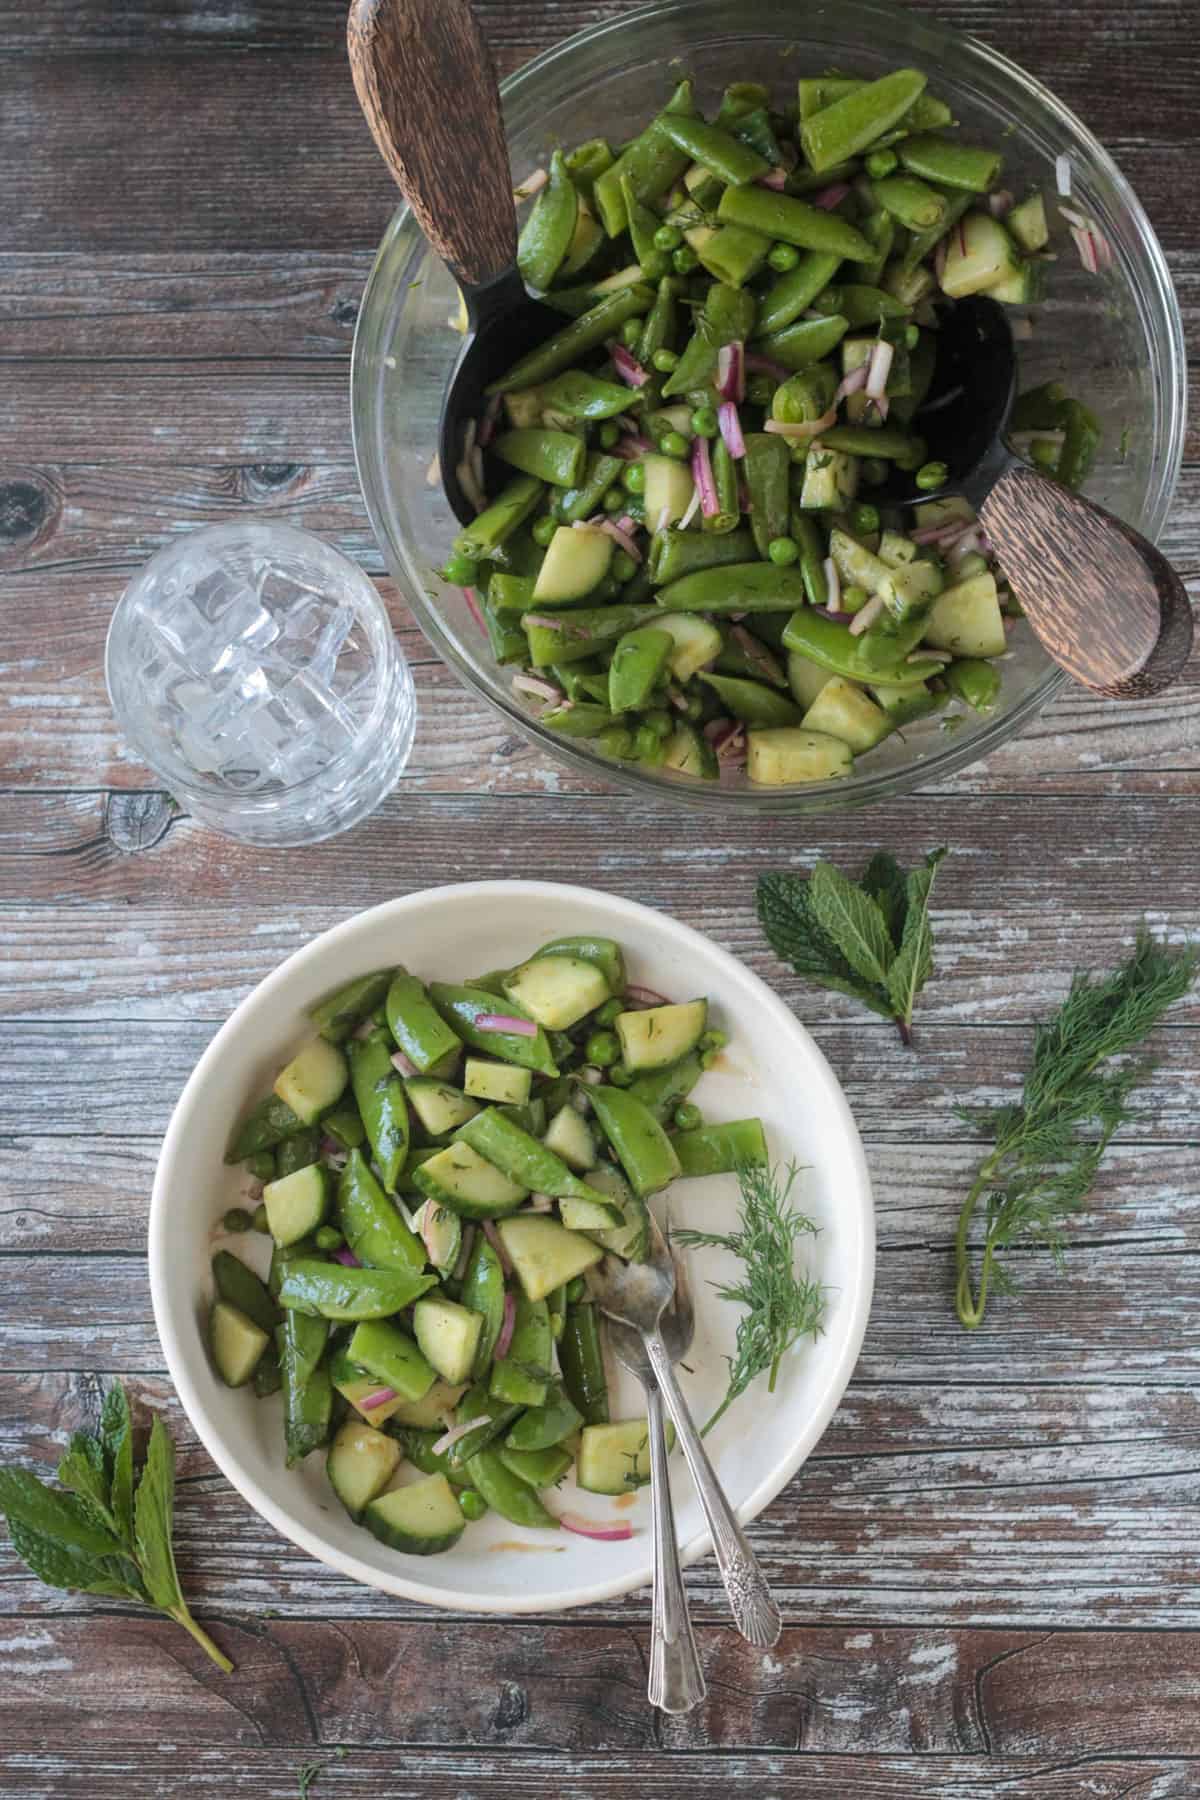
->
[590,1213,782,1652]
[605,1234,705,1713]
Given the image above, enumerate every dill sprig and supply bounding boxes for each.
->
[955,929,1198,1329]
[675,1161,826,1434]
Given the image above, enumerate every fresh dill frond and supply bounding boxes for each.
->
[954,929,1198,1328]
[675,1161,826,1434]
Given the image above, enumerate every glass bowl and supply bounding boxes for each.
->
[351,0,1185,813]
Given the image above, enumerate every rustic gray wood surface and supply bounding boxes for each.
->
[2,1,1198,1794]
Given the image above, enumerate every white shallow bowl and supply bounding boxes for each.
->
[150,881,874,1613]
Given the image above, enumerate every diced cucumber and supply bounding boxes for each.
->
[1007,190,1048,253]
[802,677,891,751]
[558,1191,624,1231]
[430,983,558,1076]
[798,446,858,510]
[273,1038,348,1126]
[879,557,944,622]
[914,495,975,531]
[463,1060,532,1106]
[883,259,935,306]
[212,1249,279,1336]
[362,1474,466,1556]
[615,998,708,1072]
[877,528,919,569]
[530,935,626,995]
[987,259,1043,305]
[326,1419,401,1519]
[940,211,1021,297]
[578,1417,673,1494]
[923,572,1007,657]
[786,651,834,711]
[532,525,613,603]
[330,1353,409,1428]
[404,1078,479,1137]
[496,1215,603,1303]
[652,613,725,682]
[409,1199,462,1274]
[542,1104,596,1174]
[413,1142,529,1219]
[828,526,890,595]
[661,722,719,780]
[578,1163,649,1262]
[348,1318,439,1404]
[263,1163,331,1248]
[871,679,945,726]
[413,1295,485,1386]
[384,1377,467,1430]
[502,955,611,1029]
[499,1444,574,1489]
[643,454,697,527]
[209,1300,269,1387]
[747,727,854,784]
[503,387,546,429]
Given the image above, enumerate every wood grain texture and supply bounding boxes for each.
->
[2,0,1199,1789]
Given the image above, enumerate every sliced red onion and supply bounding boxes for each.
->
[493,1290,517,1360]
[948,528,985,562]
[360,1387,398,1413]
[426,452,441,489]
[481,1219,513,1274]
[614,412,639,432]
[246,1181,263,1203]
[451,1223,475,1284]
[715,340,746,403]
[1011,317,1034,341]
[1055,153,1072,198]
[625,983,671,1007]
[667,685,689,712]
[596,517,642,562]
[320,1134,340,1158]
[822,556,841,613]
[814,181,851,211]
[655,504,672,533]
[755,166,788,191]
[934,239,949,285]
[525,1194,555,1214]
[714,722,746,762]
[476,413,495,450]
[476,1012,538,1038]
[611,344,650,388]
[703,716,732,743]
[1070,224,1098,275]
[988,189,1014,218]
[558,1511,635,1541]
[457,458,487,515]
[744,351,791,382]
[331,1246,361,1267]
[523,613,565,631]
[849,593,887,637]
[763,406,838,442]
[866,394,890,423]
[865,339,894,401]
[578,1064,605,1084]
[462,586,486,635]
[432,1416,489,1457]
[917,383,964,417]
[914,647,952,664]
[613,432,653,460]
[352,1015,376,1040]
[958,217,969,258]
[512,671,565,706]
[834,363,869,407]
[389,1049,418,1077]
[678,483,702,530]
[718,400,747,461]
[691,435,719,517]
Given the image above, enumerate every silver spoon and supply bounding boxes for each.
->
[604,1231,705,1713]
[590,1214,782,1649]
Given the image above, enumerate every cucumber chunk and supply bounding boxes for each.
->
[209,1300,269,1387]
[496,1215,604,1302]
[652,612,725,682]
[786,651,834,711]
[330,1353,409,1428]
[940,211,1021,297]
[463,1060,533,1106]
[643,454,697,527]
[577,1163,650,1262]
[363,1474,466,1555]
[347,1318,439,1404]
[263,1163,332,1248]
[1007,190,1048,253]
[409,1198,462,1274]
[412,1142,529,1219]
[615,998,707,1072]
[801,676,892,752]
[532,525,613,603]
[558,1191,624,1231]
[502,955,611,1029]
[413,1295,485,1386]
[384,1377,467,1430]
[578,1417,673,1494]
[923,572,1007,657]
[542,1104,597,1174]
[272,1038,348,1125]
[661,722,719,780]
[326,1419,401,1519]
[404,1078,480,1137]
[212,1249,279,1336]
[747,726,853,785]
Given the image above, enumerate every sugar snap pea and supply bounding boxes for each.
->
[349,1024,409,1192]
[755,250,842,336]
[744,432,791,557]
[898,135,1002,193]
[518,149,579,291]
[657,115,771,187]
[592,78,698,236]
[487,287,653,396]
[799,68,927,172]
[718,185,874,262]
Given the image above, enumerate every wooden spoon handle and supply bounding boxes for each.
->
[981,463,1194,699]
[347,0,516,291]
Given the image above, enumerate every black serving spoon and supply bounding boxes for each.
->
[911,295,1192,698]
[347,0,562,525]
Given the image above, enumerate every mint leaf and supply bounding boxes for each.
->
[133,1416,183,1614]
[808,861,895,990]
[886,848,947,1042]
[99,1382,135,1550]
[0,1467,125,1559]
[861,852,908,948]
[756,872,893,1016]
[57,1432,114,1530]
[8,1516,144,1602]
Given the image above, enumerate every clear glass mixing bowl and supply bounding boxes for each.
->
[351,0,1185,813]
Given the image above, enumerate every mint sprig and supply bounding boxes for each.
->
[0,1381,232,1672]
[757,849,947,1045]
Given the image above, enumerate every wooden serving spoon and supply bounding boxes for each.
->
[915,295,1192,698]
[347,0,563,524]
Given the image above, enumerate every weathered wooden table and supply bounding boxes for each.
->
[2,1,1198,1793]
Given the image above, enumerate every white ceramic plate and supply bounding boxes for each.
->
[150,881,874,1613]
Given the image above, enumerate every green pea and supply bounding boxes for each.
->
[222,1207,255,1234]
[314,1225,345,1251]
[564,1275,587,1303]
[598,420,621,450]
[645,709,673,738]
[745,373,776,406]
[661,431,691,459]
[603,485,627,512]
[612,550,638,583]
[458,1489,489,1522]
[595,998,624,1027]
[690,405,719,437]
[586,1030,620,1067]
[672,245,699,274]
[442,551,479,586]
[532,515,558,547]
[621,462,646,494]
[699,1029,728,1052]
[674,1102,703,1132]
[842,585,869,614]
[634,722,666,763]
[1029,437,1060,472]
[767,241,801,272]
[768,535,799,565]
[652,347,680,373]
[851,502,880,534]
[596,724,635,759]
[654,223,683,252]
[862,456,889,485]
[904,323,920,349]
[915,460,949,491]
[865,148,898,179]
[620,317,644,349]
[252,1203,270,1233]
[608,1065,634,1088]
